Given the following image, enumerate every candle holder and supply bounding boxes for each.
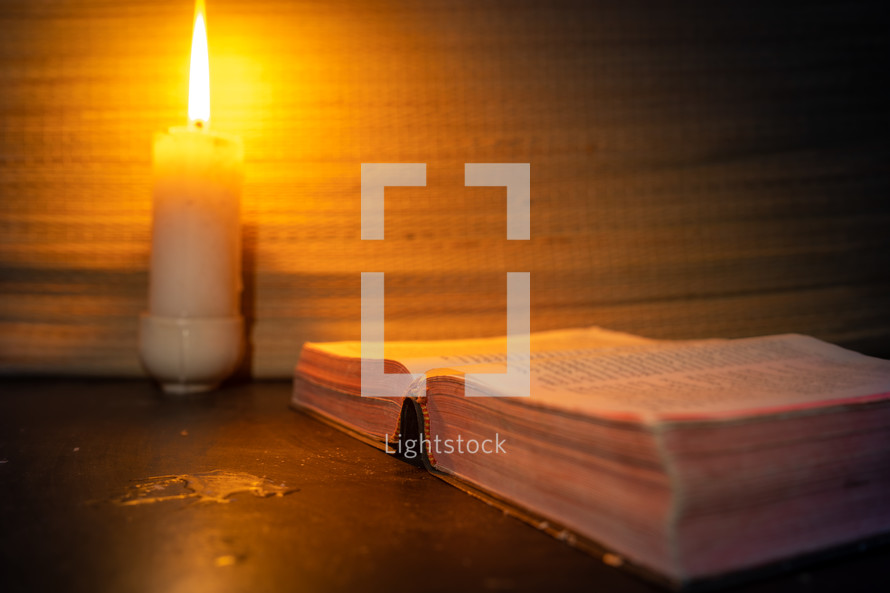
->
[140,315,243,394]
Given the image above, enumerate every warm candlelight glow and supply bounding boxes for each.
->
[188,0,210,125]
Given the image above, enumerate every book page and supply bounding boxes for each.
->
[465,334,890,419]
[302,328,890,419]
[311,326,654,372]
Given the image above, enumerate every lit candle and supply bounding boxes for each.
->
[140,0,244,394]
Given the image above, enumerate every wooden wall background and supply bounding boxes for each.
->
[1,0,888,377]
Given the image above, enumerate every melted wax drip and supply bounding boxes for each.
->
[114,470,295,506]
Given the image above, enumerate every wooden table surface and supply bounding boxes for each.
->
[1,378,888,593]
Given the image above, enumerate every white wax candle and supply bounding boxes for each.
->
[139,127,244,394]
[149,128,243,317]
[139,1,244,394]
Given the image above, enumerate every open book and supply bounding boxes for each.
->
[291,327,890,588]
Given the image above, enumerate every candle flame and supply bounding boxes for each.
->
[188,0,210,125]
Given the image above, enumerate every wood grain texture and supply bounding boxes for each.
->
[5,379,890,591]
[1,0,888,377]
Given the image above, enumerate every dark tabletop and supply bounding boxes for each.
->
[1,378,888,593]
